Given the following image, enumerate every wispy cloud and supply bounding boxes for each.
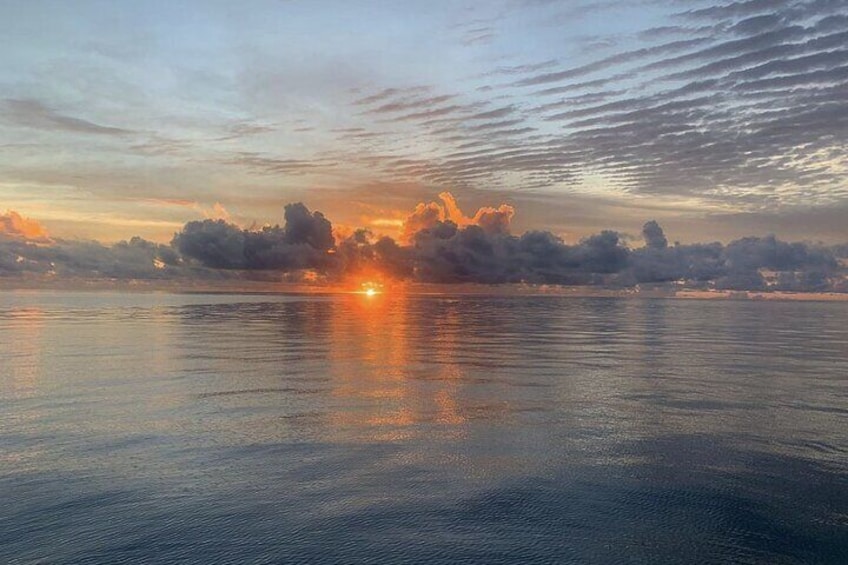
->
[1,99,132,135]
[1,1,846,245]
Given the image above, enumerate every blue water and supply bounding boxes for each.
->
[2,291,847,564]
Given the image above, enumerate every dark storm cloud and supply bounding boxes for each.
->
[1,99,132,135]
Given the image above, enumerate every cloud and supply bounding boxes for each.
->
[171,194,848,292]
[172,203,334,271]
[623,228,841,291]
[400,192,515,243]
[514,37,713,86]
[352,86,432,106]
[171,219,246,269]
[365,94,458,115]
[1,99,131,135]
[326,0,848,223]
[0,234,182,279]
[679,0,797,22]
[203,202,231,222]
[400,201,444,244]
[164,195,848,292]
[3,1,847,250]
[0,210,49,240]
[221,152,332,176]
[642,220,668,250]
[2,198,846,293]
[473,204,516,235]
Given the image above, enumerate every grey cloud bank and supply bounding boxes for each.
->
[2,201,846,293]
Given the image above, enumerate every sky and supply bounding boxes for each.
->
[1,1,847,253]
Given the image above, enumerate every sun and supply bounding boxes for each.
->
[359,281,383,296]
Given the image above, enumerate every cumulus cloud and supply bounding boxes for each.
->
[172,203,334,271]
[3,198,847,293]
[402,222,631,285]
[400,192,515,242]
[624,223,842,292]
[204,202,231,222]
[400,201,444,243]
[642,220,668,250]
[0,210,49,241]
[165,197,848,292]
[0,235,182,279]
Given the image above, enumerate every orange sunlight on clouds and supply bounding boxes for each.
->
[0,210,50,241]
[400,192,514,243]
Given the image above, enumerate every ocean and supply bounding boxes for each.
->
[2,291,847,564]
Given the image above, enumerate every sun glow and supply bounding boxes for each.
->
[359,281,383,296]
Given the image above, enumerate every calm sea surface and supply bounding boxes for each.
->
[1,291,847,564]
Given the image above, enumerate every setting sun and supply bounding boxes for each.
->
[359,281,383,296]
